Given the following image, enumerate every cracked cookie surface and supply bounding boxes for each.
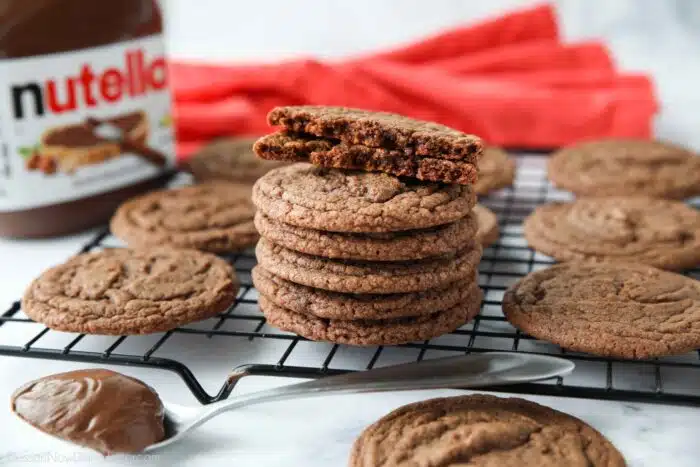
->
[267,106,483,161]
[256,238,481,294]
[259,282,482,345]
[548,139,700,199]
[523,197,700,270]
[474,146,516,195]
[350,394,625,467]
[503,262,700,359]
[183,137,288,183]
[253,266,479,320]
[22,248,238,335]
[254,131,478,185]
[254,211,477,261]
[111,181,258,253]
[252,163,475,233]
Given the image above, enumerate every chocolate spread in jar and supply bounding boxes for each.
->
[0,0,175,238]
[11,369,165,455]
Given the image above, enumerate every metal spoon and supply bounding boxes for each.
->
[143,352,574,452]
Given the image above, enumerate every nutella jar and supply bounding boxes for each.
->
[0,0,174,238]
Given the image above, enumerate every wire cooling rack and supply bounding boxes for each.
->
[1,153,699,406]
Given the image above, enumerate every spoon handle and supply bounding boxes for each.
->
[197,352,573,423]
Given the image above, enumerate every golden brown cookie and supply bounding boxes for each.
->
[350,394,625,467]
[254,211,477,261]
[548,139,700,199]
[22,248,238,335]
[475,146,516,195]
[503,262,700,359]
[253,266,480,320]
[255,238,482,294]
[473,204,500,247]
[183,137,288,184]
[523,197,700,270]
[259,282,482,345]
[111,181,258,253]
[252,163,476,233]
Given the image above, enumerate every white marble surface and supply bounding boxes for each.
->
[1,1,700,466]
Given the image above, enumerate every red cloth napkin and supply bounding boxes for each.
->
[170,4,657,158]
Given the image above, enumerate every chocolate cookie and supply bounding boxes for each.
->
[22,248,238,335]
[259,283,482,345]
[503,262,700,359]
[267,106,483,161]
[252,164,475,233]
[350,394,625,467]
[523,197,700,270]
[474,204,500,247]
[548,139,700,199]
[252,266,479,320]
[254,211,477,261]
[111,181,258,253]
[183,137,288,184]
[474,146,516,195]
[256,238,482,294]
[254,132,478,185]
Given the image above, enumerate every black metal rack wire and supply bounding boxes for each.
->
[1,154,699,406]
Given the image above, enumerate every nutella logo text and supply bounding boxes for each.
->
[11,50,167,119]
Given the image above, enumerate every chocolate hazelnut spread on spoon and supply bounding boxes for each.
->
[11,369,165,455]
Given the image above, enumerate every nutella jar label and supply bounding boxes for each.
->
[0,34,174,211]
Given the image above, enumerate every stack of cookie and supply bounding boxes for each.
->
[250,106,485,346]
